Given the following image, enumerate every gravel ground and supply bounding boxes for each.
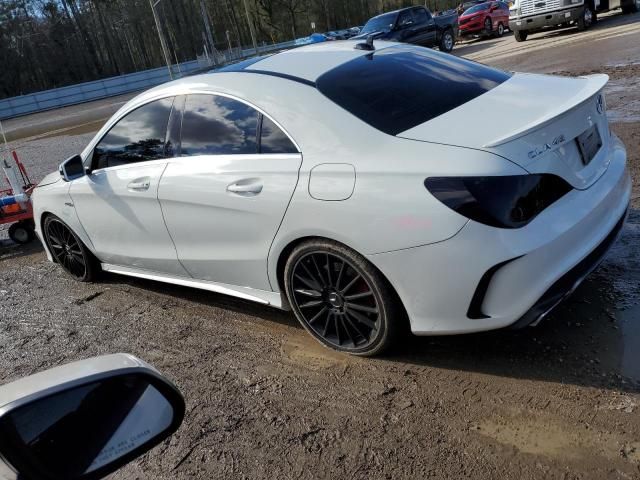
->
[1,15,640,480]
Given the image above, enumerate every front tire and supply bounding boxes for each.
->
[484,18,493,36]
[622,0,639,13]
[43,215,99,282]
[439,29,455,52]
[514,29,528,41]
[284,239,402,356]
[497,22,505,37]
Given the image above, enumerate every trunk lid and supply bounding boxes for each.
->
[398,73,611,189]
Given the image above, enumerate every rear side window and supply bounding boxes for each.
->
[260,116,297,154]
[181,94,259,156]
[93,97,173,169]
[316,45,511,136]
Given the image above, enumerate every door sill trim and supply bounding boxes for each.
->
[101,263,284,308]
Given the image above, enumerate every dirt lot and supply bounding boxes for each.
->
[1,12,640,480]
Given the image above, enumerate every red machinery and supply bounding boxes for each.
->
[1,150,36,244]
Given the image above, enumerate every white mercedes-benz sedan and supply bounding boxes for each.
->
[32,41,630,356]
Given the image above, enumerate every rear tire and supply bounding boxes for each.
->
[439,29,455,52]
[514,29,528,41]
[284,239,403,356]
[8,221,35,245]
[43,215,99,282]
[622,0,639,12]
[576,4,594,30]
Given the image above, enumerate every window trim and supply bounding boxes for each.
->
[179,91,301,157]
[87,95,176,173]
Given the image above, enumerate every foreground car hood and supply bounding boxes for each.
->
[36,171,62,188]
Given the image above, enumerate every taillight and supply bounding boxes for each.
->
[424,174,572,228]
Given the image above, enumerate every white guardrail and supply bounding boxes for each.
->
[0,40,297,121]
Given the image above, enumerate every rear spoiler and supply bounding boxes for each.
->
[483,74,609,148]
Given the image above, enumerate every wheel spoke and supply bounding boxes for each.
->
[344,314,366,341]
[310,255,327,288]
[325,253,332,287]
[299,299,323,309]
[322,313,332,337]
[299,262,323,291]
[307,307,328,325]
[334,315,342,345]
[340,273,362,295]
[294,273,321,292]
[294,288,321,298]
[335,260,345,290]
[347,310,377,331]
[71,252,86,265]
[341,315,356,346]
[346,303,378,314]
[344,291,373,301]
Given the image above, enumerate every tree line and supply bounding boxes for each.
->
[1,0,458,99]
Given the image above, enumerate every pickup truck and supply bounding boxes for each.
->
[509,0,639,41]
[354,6,459,52]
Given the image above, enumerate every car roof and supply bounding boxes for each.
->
[214,40,399,83]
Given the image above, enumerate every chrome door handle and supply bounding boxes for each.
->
[127,178,151,191]
[227,181,263,196]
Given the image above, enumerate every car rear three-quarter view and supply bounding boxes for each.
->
[32,41,630,356]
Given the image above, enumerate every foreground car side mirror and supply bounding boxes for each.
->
[0,354,185,480]
[59,154,86,182]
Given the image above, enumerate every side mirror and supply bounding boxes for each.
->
[59,154,86,182]
[0,354,185,480]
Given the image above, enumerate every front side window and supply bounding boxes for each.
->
[93,97,173,169]
[397,10,413,26]
[181,94,259,156]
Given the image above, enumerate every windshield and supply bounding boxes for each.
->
[361,13,398,33]
[464,3,489,14]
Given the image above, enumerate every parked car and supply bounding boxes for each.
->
[294,33,328,46]
[353,6,458,52]
[33,41,630,356]
[459,1,510,37]
[509,0,639,41]
[0,354,184,480]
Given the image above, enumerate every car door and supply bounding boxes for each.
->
[158,93,302,291]
[410,7,437,46]
[69,97,189,277]
[395,10,419,43]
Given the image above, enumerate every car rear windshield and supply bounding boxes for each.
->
[316,45,511,136]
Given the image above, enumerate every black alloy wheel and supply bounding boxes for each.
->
[284,240,402,356]
[44,216,98,281]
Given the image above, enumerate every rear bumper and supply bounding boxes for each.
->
[369,134,631,335]
[509,6,582,31]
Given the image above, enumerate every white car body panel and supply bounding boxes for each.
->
[158,153,302,291]
[69,160,188,276]
[32,41,631,337]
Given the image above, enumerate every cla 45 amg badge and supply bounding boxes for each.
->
[528,134,566,160]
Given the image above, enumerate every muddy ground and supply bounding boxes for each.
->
[1,12,640,480]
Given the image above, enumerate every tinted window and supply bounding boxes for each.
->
[412,7,430,22]
[316,45,511,136]
[397,10,413,26]
[93,97,173,169]
[361,12,397,34]
[181,94,259,156]
[260,116,297,154]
